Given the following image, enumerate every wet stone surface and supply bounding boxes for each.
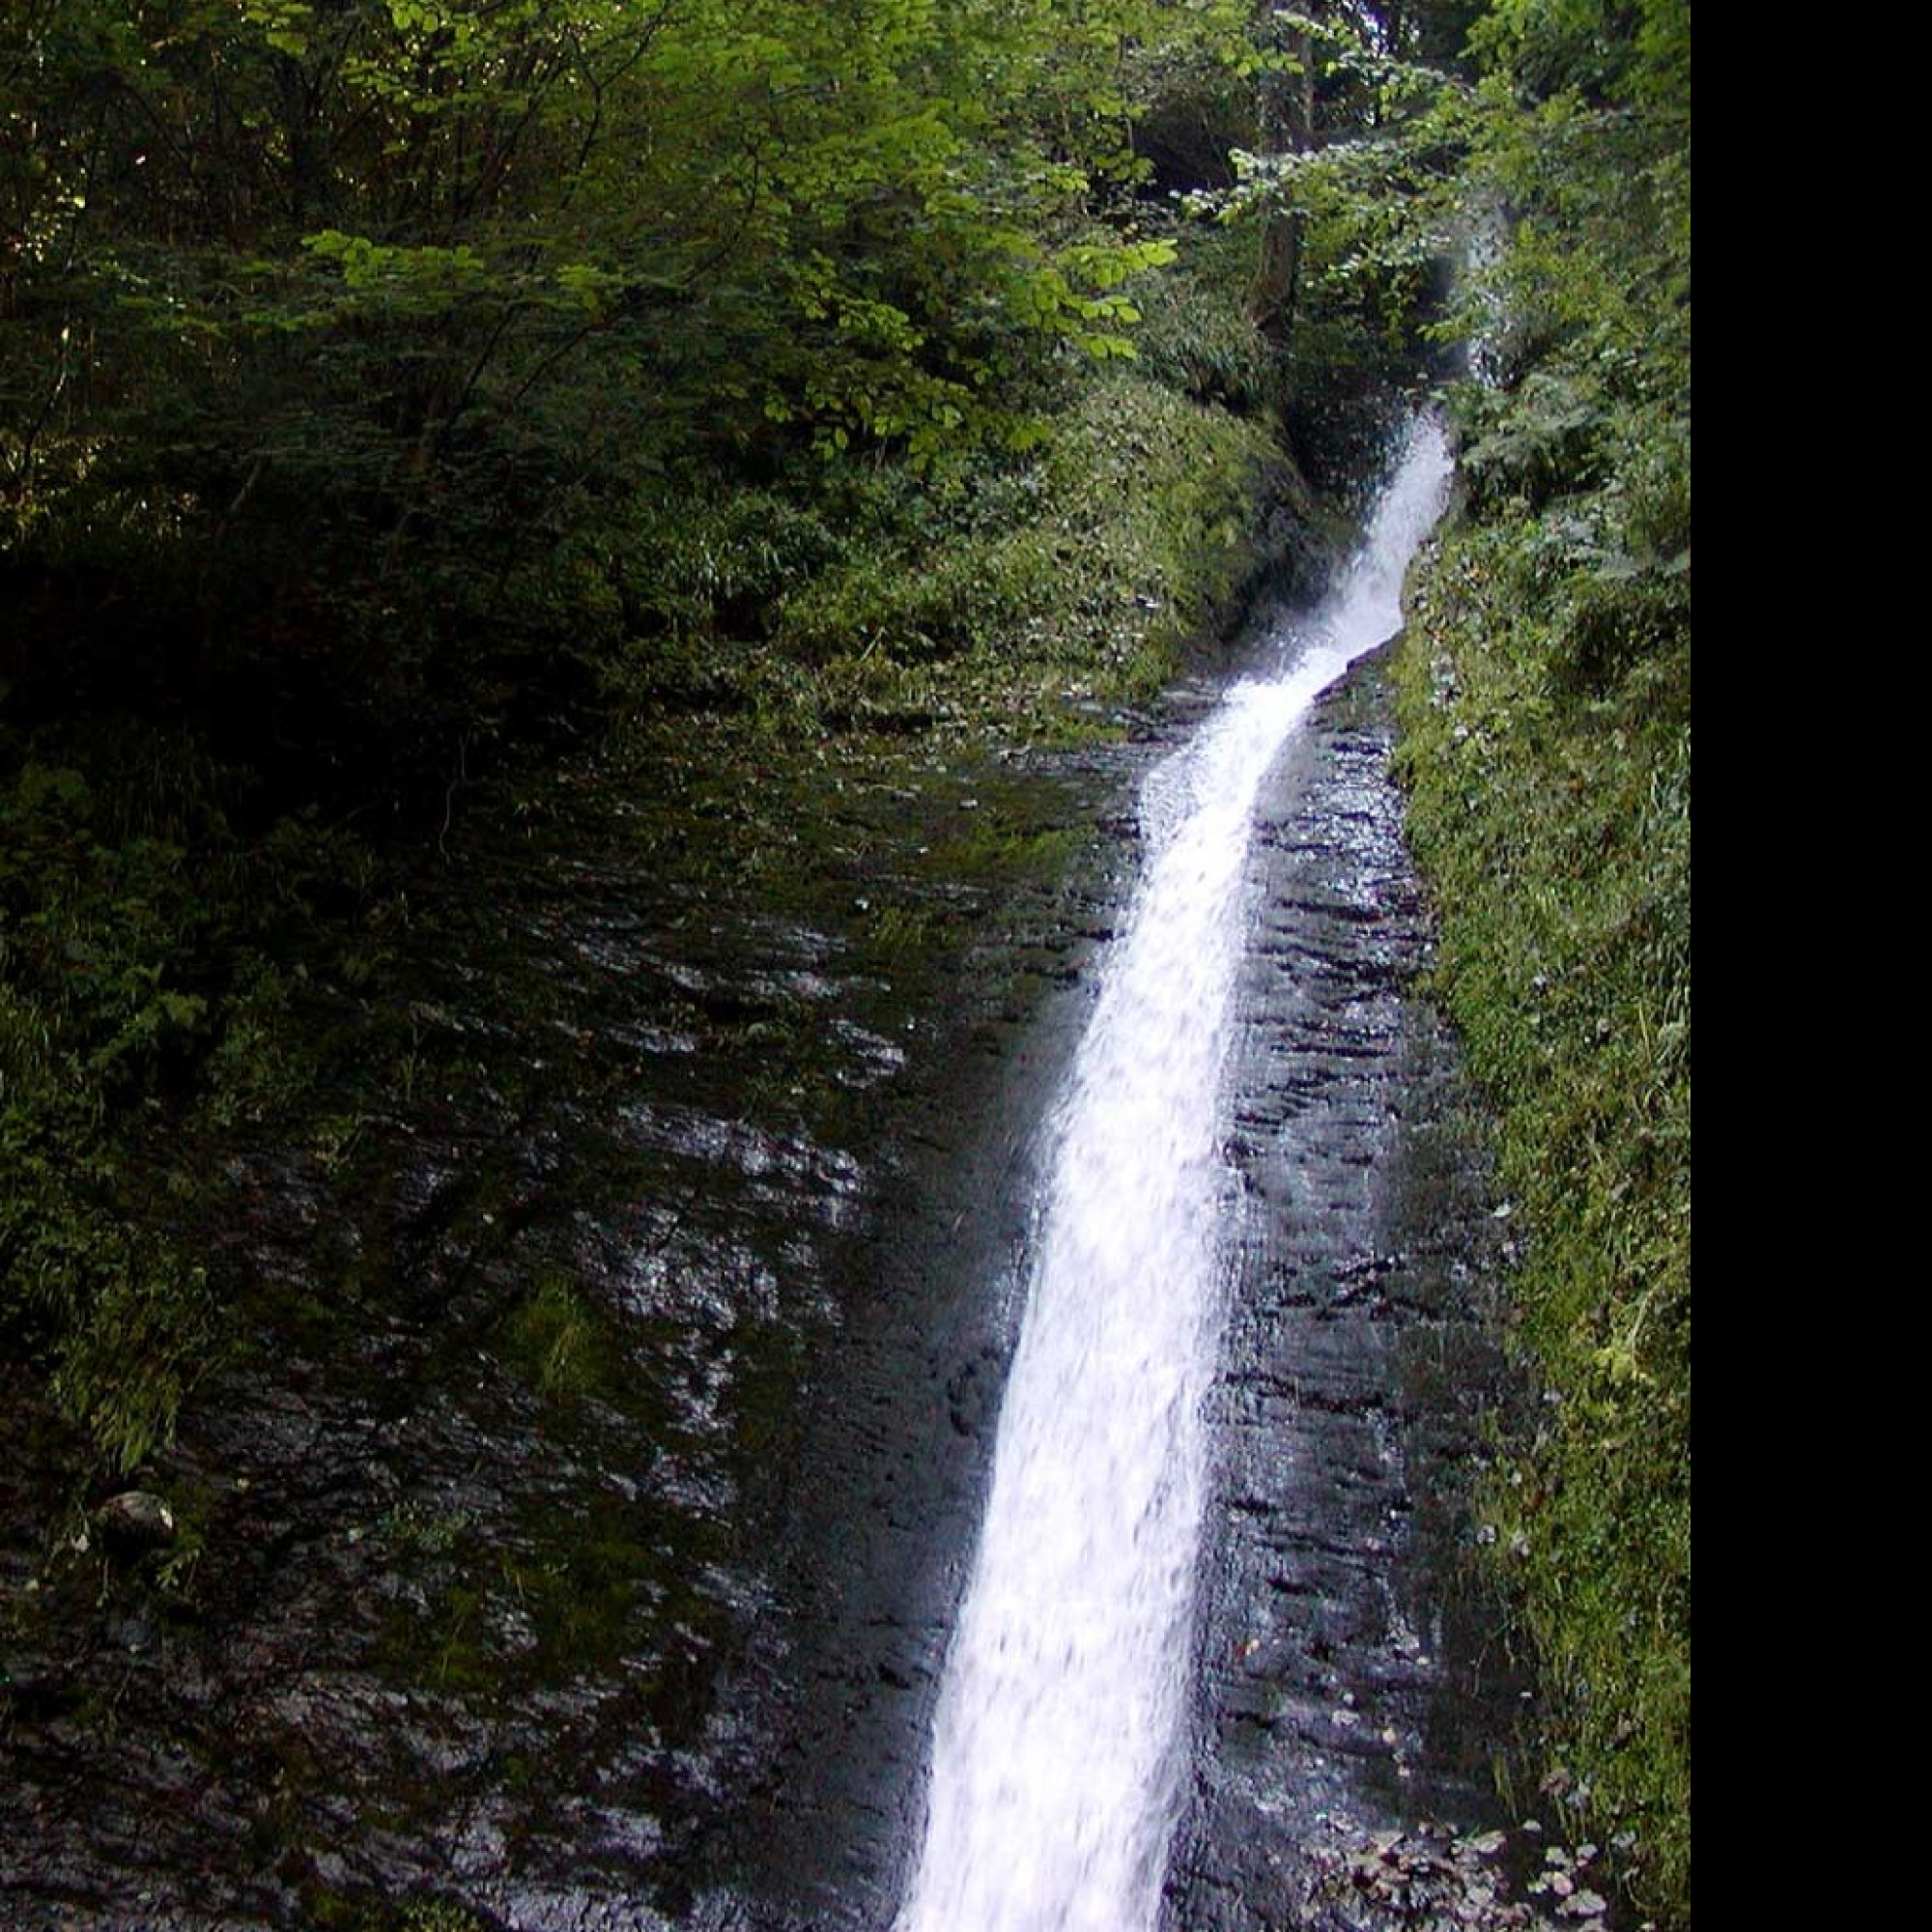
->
[2,643,1542,1932]
[1166,649,1531,1931]
[0,714,1159,1932]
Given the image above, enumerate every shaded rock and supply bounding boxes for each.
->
[1166,646,1533,1930]
[95,1492,177,1553]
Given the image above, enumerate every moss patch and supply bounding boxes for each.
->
[1394,486,1690,1918]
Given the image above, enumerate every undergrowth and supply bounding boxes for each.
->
[1,221,1296,1481]
[1386,13,1690,1914]
[596,358,1287,738]
[1396,513,1689,1909]
[1393,196,1690,1932]
[0,722,399,1470]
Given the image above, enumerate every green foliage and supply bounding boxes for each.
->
[0,0,1295,1471]
[588,485,845,650]
[396,1907,485,1932]
[0,721,395,1469]
[1393,1,1690,1918]
[1398,504,1690,1918]
[0,963,214,1471]
[304,1894,485,1932]
[1470,0,1690,111]
[1129,225,1280,413]
[775,361,1281,724]
[497,1270,615,1405]
[1175,7,1484,474]
[0,0,1247,666]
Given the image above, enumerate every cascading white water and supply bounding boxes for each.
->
[894,415,1453,1932]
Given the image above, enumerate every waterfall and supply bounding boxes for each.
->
[895,415,1454,1932]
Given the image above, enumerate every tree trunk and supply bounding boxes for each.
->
[1248,3,1319,347]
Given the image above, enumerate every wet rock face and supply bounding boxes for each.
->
[1166,651,1525,1930]
[0,725,1145,1932]
[692,655,1534,1932]
[0,645,1527,1932]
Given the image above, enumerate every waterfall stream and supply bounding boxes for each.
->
[894,416,1454,1932]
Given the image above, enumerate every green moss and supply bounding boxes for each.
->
[1394,479,1690,1919]
[925,809,1088,885]
[377,1500,476,1559]
[772,366,1283,733]
[397,1906,488,1932]
[300,1889,488,1932]
[495,1270,619,1406]
[1383,53,1690,1912]
[519,1486,663,1681]
[371,1571,493,1698]
[299,1888,366,1930]
[427,1582,492,1693]
[0,721,400,1472]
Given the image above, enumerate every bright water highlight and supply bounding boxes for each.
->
[895,417,1453,1932]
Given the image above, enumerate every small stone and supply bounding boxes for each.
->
[96,1492,176,1551]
